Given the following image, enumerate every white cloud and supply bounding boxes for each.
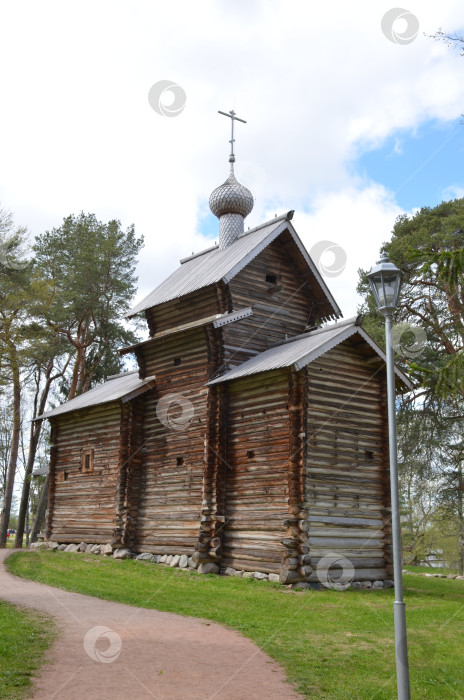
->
[0,0,463,320]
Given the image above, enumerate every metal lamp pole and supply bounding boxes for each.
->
[367,253,411,700]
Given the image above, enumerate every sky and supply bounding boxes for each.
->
[0,0,463,320]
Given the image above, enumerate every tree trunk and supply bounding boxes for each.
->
[15,361,55,548]
[0,363,21,547]
[30,475,49,544]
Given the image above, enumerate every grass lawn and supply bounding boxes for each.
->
[7,551,464,700]
[0,599,56,699]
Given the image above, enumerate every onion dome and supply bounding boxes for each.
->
[209,172,254,249]
[209,172,254,219]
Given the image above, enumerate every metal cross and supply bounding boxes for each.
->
[218,109,247,170]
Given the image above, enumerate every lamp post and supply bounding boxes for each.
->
[367,252,411,700]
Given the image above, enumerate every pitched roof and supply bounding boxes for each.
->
[37,371,156,420]
[128,211,341,319]
[207,316,413,389]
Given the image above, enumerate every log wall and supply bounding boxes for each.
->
[305,339,392,582]
[223,235,324,367]
[222,369,290,573]
[134,327,210,554]
[47,403,124,543]
[145,286,219,336]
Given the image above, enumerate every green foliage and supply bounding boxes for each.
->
[33,212,144,396]
[8,551,464,700]
[0,600,56,698]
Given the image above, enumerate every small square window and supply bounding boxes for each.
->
[81,449,94,473]
[265,274,277,284]
[247,450,255,459]
[176,456,184,466]
[173,357,182,366]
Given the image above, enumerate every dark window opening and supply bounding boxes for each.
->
[81,449,94,473]
[365,450,374,460]
[64,472,68,481]
[247,450,255,459]
[266,274,277,284]
[176,456,184,466]
[174,357,182,366]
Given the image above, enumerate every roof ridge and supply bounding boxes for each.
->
[179,210,294,265]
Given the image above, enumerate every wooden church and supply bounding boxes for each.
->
[39,113,410,584]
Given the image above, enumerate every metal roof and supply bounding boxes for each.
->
[38,371,156,420]
[208,317,413,389]
[128,212,341,319]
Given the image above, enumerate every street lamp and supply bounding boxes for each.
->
[367,252,411,700]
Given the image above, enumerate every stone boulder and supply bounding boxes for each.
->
[224,567,236,576]
[90,544,101,554]
[30,541,48,550]
[170,555,180,567]
[198,562,219,575]
[178,554,189,569]
[113,548,131,560]
[77,542,87,552]
[188,557,198,568]
[254,572,268,580]
[268,573,280,583]
[64,543,79,553]
[101,543,113,556]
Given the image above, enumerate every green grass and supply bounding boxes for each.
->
[7,551,464,699]
[0,599,56,699]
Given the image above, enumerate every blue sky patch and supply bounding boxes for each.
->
[357,120,464,211]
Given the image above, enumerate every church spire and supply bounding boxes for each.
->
[209,109,254,250]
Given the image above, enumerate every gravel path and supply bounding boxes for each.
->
[0,550,303,700]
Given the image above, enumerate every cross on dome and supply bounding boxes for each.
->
[209,109,254,249]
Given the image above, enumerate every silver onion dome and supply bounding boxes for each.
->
[209,172,254,249]
[209,172,254,219]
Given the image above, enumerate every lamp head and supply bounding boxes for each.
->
[367,252,403,314]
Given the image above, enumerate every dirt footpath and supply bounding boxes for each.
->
[0,550,303,700]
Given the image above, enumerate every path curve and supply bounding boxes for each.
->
[0,550,303,700]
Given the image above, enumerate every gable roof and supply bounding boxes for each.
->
[37,371,156,420]
[128,211,341,319]
[207,316,413,389]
